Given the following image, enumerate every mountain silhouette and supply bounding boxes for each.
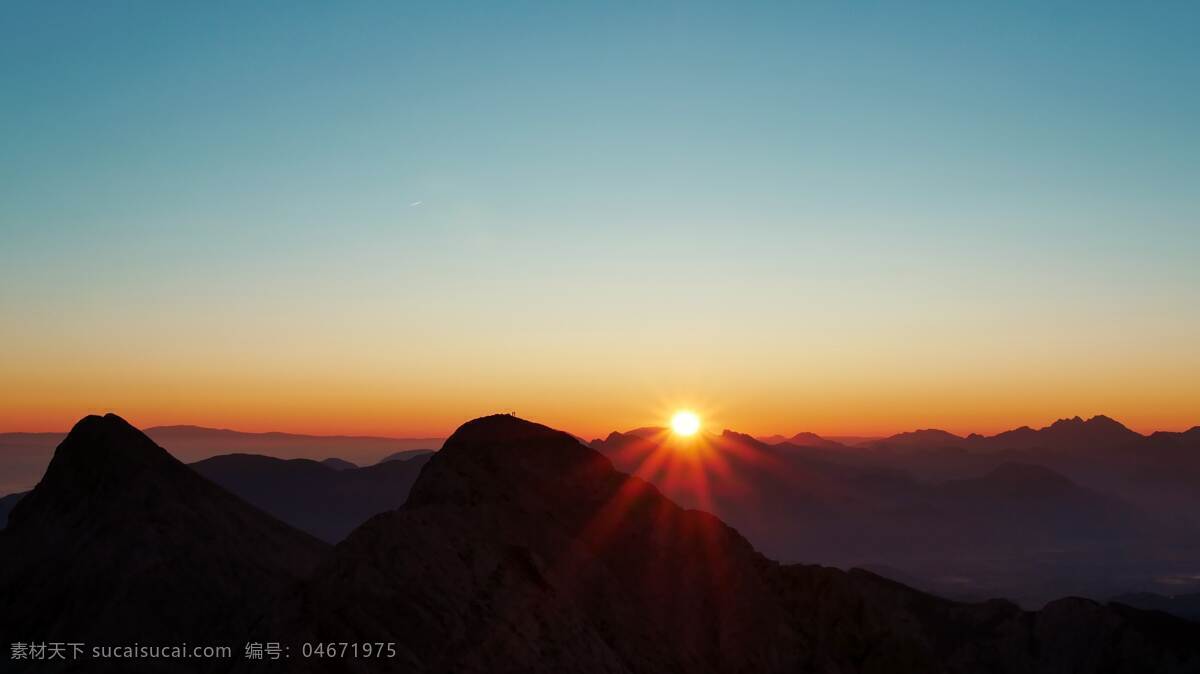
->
[758,433,791,444]
[760,432,845,448]
[972,415,1145,451]
[870,428,967,449]
[0,425,445,497]
[0,414,327,657]
[260,414,1200,673]
[782,415,1200,547]
[320,457,358,470]
[0,491,24,529]
[192,451,432,542]
[143,424,444,465]
[378,448,437,464]
[592,427,1197,607]
[1111,592,1200,622]
[862,415,1147,453]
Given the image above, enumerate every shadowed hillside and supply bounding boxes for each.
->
[592,427,1200,607]
[258,415,1200,673]
[192,452,431,542]
[0,414,327,673]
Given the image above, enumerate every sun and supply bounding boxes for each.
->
[670,410,701,436]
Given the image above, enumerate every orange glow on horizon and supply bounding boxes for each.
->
[0,373,1195,440]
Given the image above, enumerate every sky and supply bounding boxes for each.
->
[1,1,1198,439]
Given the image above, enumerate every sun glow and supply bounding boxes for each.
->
[670,410,701,436]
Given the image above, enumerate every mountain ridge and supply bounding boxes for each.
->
[259,414,1200,673]
[0,414,327,655]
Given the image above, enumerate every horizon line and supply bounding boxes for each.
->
[2,412,1198,443]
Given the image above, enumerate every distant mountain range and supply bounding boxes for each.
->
[2,413,1197,672]
[192,452,432,542]
[1,448,435,543]
[144,425,444,464]
[593,423,1200,608]
[265,415,1200,672]
[5,413,1200,615]
[756,414,1191,452]
[1111,592,1200,622]
[868,415,1152,451]
[770,416,1200,532]
[758,431,846,448]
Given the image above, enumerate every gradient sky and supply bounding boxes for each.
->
[2,2,1198,439]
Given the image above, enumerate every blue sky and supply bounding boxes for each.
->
[1,1,1198,435]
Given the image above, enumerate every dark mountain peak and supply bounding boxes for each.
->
[596,430,627,444]
[7,413,184,529]
[406,414,614,510]
[1044,414,1132,434]
[976,414,1143,451]
[1082,414,1137,434]
[0,413,326,645]
[913,428,960,437]
[273,415,1200,672]
[56,412,173,469]
[721,428,760,444]
[873,428,966,448]
[623,425,667,438]
[755,431,844,448]
[444,413,578,448]
[785,431,844,448]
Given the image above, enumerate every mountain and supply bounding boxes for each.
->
[0,491,25,529]
[0,414,327,655]
[786,431,844,448]
[260,414,1200,673]
[379,448,437,464]
[320,457,358,470]
[870,428,967,449]
[1145,427,1200,449]
[1111,592,1200,622]
[144,424,444,465]
[801,415,1200,534]
[0,424,445,496]
[761,432,845,448]
[591,429,1198,607]
[972,415,1146,452]
[859,415,1146,454]
[192,452,432,542]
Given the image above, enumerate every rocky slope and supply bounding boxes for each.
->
[0,414,327,672]
[265,415,1200,673]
